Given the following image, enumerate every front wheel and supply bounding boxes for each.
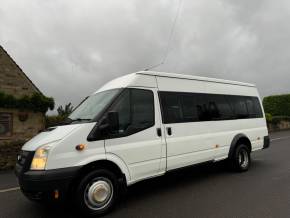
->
[229,144,251,172]
[74,169,119,217]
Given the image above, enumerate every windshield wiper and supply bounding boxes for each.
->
[60,118,92,125]
[69,118,92,122]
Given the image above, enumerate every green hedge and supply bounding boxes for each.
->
[0,92,54,113]
[263,94,290,116]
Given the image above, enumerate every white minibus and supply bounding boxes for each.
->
[15,71,270,216]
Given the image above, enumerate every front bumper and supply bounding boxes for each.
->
[15,151,80,200]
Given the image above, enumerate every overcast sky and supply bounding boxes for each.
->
[0,0,290,112]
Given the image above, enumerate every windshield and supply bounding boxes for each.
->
[68,89,121,121]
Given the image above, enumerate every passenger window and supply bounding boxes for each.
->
[110,90,131,133]
[131,89,154,129]
[212,95,234,120]
[181,95,199,122]
[159,92,261,123]
[252,97,263,118]
[246,97,263,118]
[245,97,256,118]
[159,92,182,124]
[228,96,249,119]
[195,94,211,121]
[108,89,154,135]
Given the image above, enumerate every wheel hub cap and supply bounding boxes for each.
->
[85,179,113,210]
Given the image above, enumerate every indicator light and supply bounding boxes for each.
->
[76,144,86,151]
[54,190,59,199]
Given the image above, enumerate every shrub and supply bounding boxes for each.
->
[45,115,66,128]
[0,91,55,113]
[263,94,290,116]
[265,113,272,123]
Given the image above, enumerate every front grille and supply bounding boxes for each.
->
[16,150,35,174]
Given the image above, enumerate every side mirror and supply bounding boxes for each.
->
[87,111,119,141]
[107,111,119,132]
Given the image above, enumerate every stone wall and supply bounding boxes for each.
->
[0,108,44,144]
[268,120,290,132]
[0,140,24,170]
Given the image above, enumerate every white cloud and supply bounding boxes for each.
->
[0,0,289,110]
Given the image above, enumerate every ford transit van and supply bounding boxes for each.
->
[15,71,270,216]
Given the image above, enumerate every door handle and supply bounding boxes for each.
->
[166,127,172,136]
[157,128,162,137]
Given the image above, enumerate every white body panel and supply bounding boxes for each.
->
[22,71,268,186]
[104,88,165,182]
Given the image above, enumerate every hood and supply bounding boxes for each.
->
[22,124,83,151]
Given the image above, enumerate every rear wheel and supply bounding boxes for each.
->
[74,169,119,217]
[229,144,251,172]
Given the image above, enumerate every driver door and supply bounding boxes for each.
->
[104,88,164,182]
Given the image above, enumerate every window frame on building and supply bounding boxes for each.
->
[0,112,13,138]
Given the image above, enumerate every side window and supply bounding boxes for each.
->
[195,94,211,121]
[111,89,131,133]
[246,97,263,118]
[0,113,13,138]
[206,95,221,120]
[181,94,199,122]
[245,97,256,118]
[252,97,263,118]
[109,89,154,135]
[228,96,249,119]
[159,92,182,124]
[131,89,154,128]
[213,95,234,120]
[198,94,234,121]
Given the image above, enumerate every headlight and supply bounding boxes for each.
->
[30,145,51,170]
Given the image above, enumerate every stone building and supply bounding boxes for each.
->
[0,45,45,144]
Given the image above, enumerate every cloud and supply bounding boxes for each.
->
[0,0,289,111]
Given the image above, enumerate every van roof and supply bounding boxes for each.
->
[136,71,255,87]
[96,71,256,93]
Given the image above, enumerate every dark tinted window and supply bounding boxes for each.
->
[159,93,182,123]
[227,96,248,119]
[109,89,154,135]
[159,91,263,123]
[111,89,131,133]
[245,97,263,118]
[206,95,234,120]
[181,95,199,122]
[131,89,154,127]
[195,94,211,121]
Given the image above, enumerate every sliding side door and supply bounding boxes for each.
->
[159,92,214,171]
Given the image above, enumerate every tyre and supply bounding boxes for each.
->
[229,144,251,172]
[74,169,119,217]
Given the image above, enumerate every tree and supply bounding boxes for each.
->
[57,103,74,117]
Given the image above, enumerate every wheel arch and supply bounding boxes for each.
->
[74,154,130,185]
[229,134,252,159]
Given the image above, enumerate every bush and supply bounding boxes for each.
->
[45,115,66,128]
[265,113,272,122]
[263,94,290,116]
[0,91,54,113]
